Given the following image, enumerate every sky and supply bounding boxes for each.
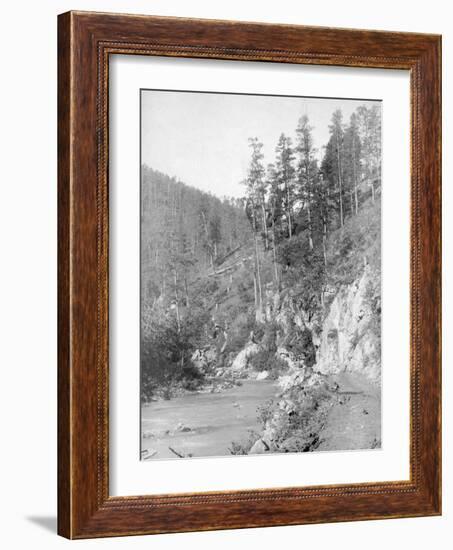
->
[141,90,380,199]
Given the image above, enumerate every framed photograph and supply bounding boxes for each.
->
[58,11,441,539]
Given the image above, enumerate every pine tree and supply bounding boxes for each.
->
[266,163,282,286]
[343,112,362,215]
[328,109,345,227]
[313,170,330,266]
[243,138,267,322]
[198,194,214,268]
[209,211,222,262]
[321,138,341,229]
[296,114,316,249]
[275,133,296,239]
[246,138,268,249]
[357,104,381,202]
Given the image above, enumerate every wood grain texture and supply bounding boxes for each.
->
[57,11,71,537]
[57,10,442,539]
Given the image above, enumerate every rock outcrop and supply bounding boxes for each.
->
[231,342,260,373]
[238,262,381,454]
[316,265,381,383]
[255,264,381,384]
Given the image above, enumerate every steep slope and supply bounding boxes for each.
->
[223,196,382,453]
[225,196,381,379]
[141,165,382,455]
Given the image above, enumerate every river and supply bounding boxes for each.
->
[141,379,278,459]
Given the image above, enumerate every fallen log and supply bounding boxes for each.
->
[168,446,187,458]
[207,258,244,277]
[214,244,242,267]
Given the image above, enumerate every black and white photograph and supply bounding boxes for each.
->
[140,89,382,460]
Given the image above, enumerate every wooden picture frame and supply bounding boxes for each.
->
[58,10,441,539]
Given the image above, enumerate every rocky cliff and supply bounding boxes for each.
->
[316,264,381,383]
[232,259,381,385]
[227,241,382,454]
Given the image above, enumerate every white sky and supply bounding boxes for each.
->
[141,90,379,199]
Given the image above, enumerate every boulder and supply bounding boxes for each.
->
[249,439,270,454]
[231,342,260,372]
[175,422,191,433]
[191,347,218,375]
[256,370,269,380]
[278,370,305,391]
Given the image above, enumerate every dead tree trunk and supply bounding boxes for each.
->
[200,210,214,269]
[286,184,293,239]
[184,277,189,308]
[252,209,263,322]
[272,219,279,287]
[173,270,181,334]
[336,135,344,227]
[261,203,269,250]
[370,181,375,203]
[253,272,258,311]
[220,324,228,354]
[254,233,263,321]
[322,220,328,266]
[353,138,359,214]
[307,203,314,250]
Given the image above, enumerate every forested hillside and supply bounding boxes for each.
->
[141,168,255,398]
[141,103,382,456]
[141,167,252,306]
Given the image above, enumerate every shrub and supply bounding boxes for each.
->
[277,235,326,316]
[228,441,249,455]
[249,349,272,372]
[140,310,208,401]
[249,349,288,378]
[262,382,335,452]
[261,321,278,353]
[205,279,219,294]
[284,326,317,369]
[179,362,204,381]
[252,323,265,342]
[257,399,275,426]
[226,311,255,354]
[228,431,260,455]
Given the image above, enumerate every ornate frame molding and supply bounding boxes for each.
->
[58,11,441,538]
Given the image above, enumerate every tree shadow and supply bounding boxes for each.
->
[26,516,57,534]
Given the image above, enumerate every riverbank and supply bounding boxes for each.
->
[141,370,381,460]
[141,379,278,459]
